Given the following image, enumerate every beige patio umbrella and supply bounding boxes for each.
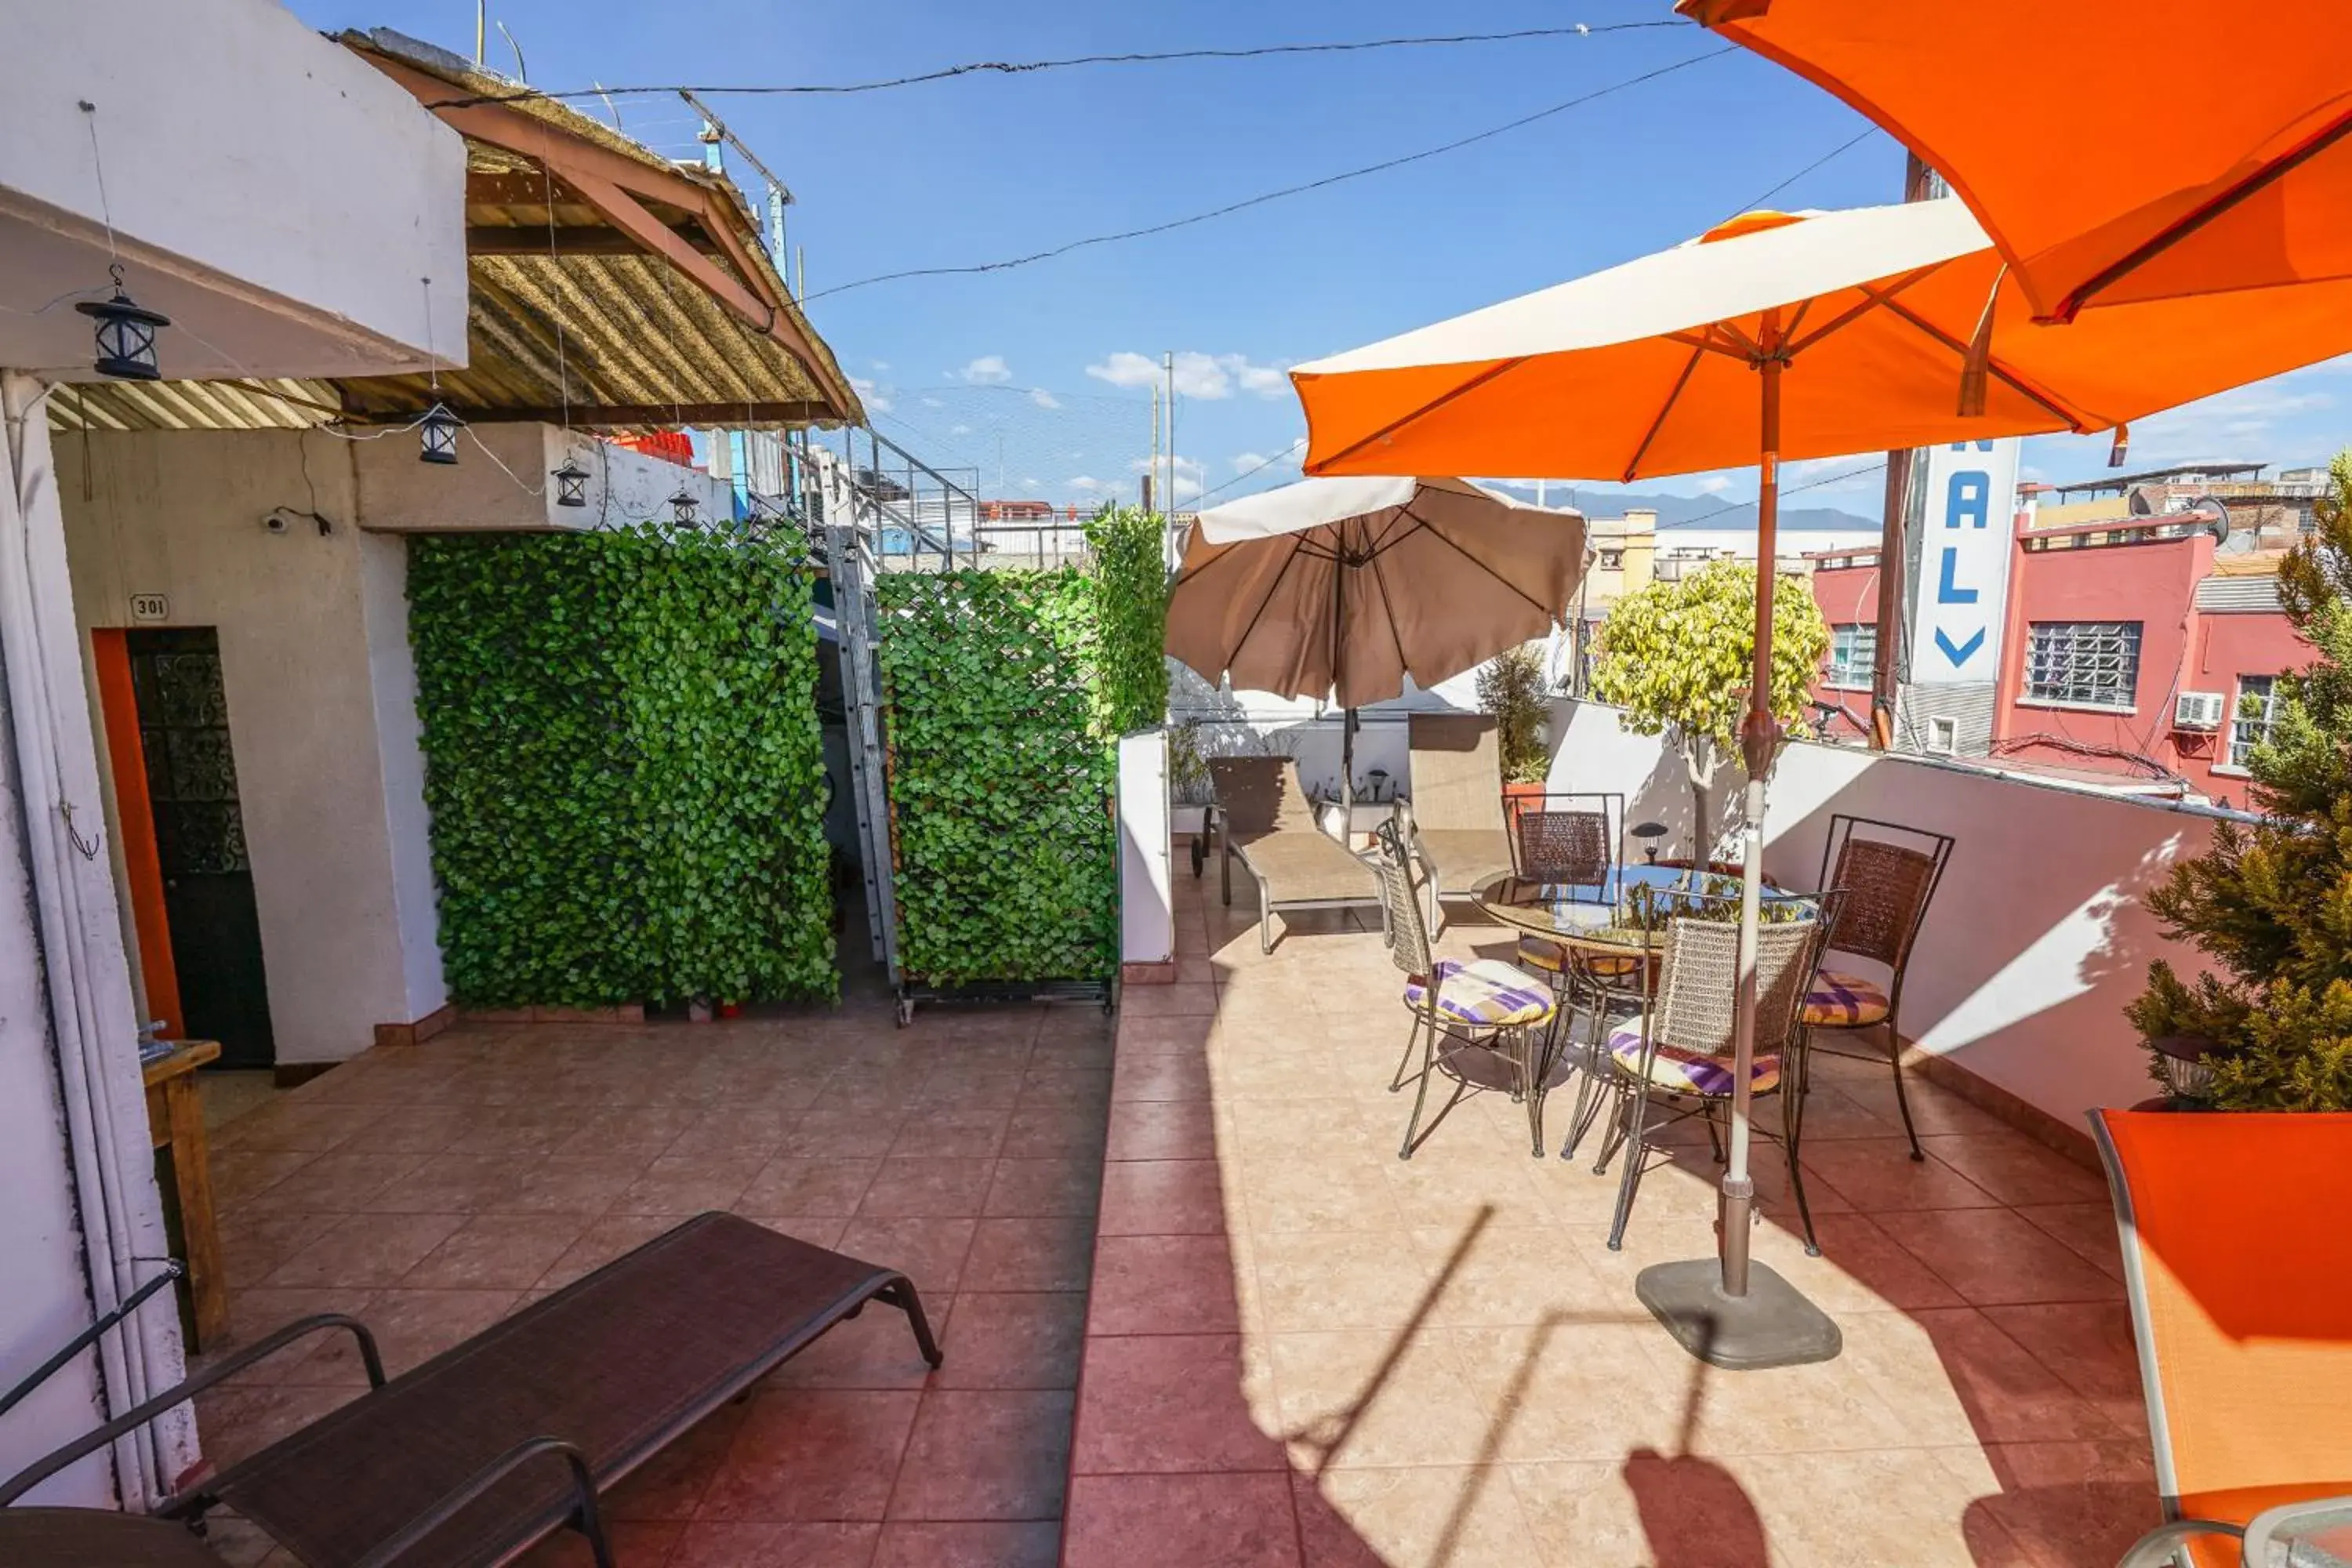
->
[1165,474,1586,811]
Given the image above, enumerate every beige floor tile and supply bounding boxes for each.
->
[1295,1465,1544,1567]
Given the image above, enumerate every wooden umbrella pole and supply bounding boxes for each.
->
[1723,325,1786,1301]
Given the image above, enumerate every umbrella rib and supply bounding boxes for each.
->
[1624,339,1710,483]
[1311,357,1530,471]
[1366,543,1416,684]
[1219,531,1314,679]
[1410,517,1562,620]
[1861,284,2089,430]
[1781,264,1939,355]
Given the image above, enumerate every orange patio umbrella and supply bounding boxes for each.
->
[1679,0,2352,323]
[1290,195,2352,1370]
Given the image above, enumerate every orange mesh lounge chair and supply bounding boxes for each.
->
[2092,1110,2352,1567]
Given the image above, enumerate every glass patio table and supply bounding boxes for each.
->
[1472,864,1805,959]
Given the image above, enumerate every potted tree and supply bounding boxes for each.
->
[1477,641,1553,816]
[1588,557,1828,878]
[2126,452,2352,1111]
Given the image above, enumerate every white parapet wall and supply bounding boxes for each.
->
[1118,728,1174,971]
[1545,699,2220,1127]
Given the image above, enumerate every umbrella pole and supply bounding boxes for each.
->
[1634,339,1842,1371]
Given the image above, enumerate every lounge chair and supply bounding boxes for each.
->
[1207,756,1379,953]
[2093,1110,2352,1568]
[1399,713,1517,930]
[0,1213,940,1567]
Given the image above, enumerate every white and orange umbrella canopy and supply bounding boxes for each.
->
[1293,198,2352,482]
[1680,0,2352,322]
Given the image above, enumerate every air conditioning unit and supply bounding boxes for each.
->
[1926,716,1958,755]
[2174,691,2227,731]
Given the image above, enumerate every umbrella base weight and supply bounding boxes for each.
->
[1635,1260,1843,1370]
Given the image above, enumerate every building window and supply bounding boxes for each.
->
[2024,621,2142,709]
[1825,623,1875,689]
[1599,549,1624,569]
[2229,675,2280,768]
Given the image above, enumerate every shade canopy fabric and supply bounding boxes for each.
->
[1680,0,2352,323]
[1166,476,1584,710]
[1292,199,2352,482]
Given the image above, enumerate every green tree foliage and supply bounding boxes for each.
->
[1477,642,1552,785]
[1083,505,1173,735]
[1588,559,1829,863]
[408,524,835,1008]
[2128,452,2352,1109]
[877,567,1121,985]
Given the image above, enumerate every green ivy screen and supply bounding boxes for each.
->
[407,524,836,1008]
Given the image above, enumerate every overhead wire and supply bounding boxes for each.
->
[803,47,1736,301]
[419,21,1695,108]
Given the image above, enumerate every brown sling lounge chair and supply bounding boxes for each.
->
[1207,756,1379,953]
[0,1213,939,1568]
[1400,713,1517,931]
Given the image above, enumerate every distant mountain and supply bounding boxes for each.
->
[1482,481,1877,533]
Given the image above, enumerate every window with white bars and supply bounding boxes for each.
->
[1825,623,1875,689]
[2024,621,2142,709]
[2229,675,2280,768]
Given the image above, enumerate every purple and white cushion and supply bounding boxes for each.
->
[1607,1025,1781,1097]
[1802,969,1891,1028]
[1403,958,1555,1029]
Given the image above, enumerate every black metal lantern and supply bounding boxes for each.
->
[669,485,701,526]
[550,456,590,508]
[76,267,169,381]
[418,402,462,466]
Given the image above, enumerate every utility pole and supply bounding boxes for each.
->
[1163,350,1177,523]
[1871,151,1941,751]
[1149,383,1162,517]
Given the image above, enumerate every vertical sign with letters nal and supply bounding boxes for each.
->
[1908,437,2020,685]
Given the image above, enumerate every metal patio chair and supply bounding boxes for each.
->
[1592,897,1837,1254]
[1369,818,1559,1160]
[1802,814,1953,1160]
[1505,792,1638,1160]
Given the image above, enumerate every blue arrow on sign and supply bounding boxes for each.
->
[1934,626,1984,667]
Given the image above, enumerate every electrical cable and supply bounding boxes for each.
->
[1720,127,1878,222]
[1652,459,1889,529]
[420,21,1694,108]
[802,48,1735,301]
[1192,440,1307,507]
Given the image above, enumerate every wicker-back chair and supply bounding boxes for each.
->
[1369,819,1559,1160]
[1803,815,1954,1159]
[1506,792,1624,983]
[1595,898,1836,1254]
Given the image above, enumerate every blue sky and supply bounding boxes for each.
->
[298,0,2352,518]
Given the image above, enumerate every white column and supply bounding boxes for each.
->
[1118,728,1174,968]
[0,371,191,1506]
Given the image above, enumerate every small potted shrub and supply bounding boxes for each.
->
[1478,641,1553,815]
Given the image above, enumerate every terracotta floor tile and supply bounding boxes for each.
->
[1294,1465,1544,1568]
[662,1520,878,1567]
[1120,983,1218,1018]
[401,1212,592,1290]
[856,1156,996,1218]
[1842,1308,2128,1446]
[240,1151,429,1214]
[1112,1014,1217,1056]
[773,1116,904,1160]
[193,1381,366,1470]
[697,1388,920,1521]
[1797,1138,2002,1210]
[535,1213,689,1290]
[263,1211,468,1289]
[872,1520,1058,1568]
[211,1148,319,1209]
[964,1215,1096,1294]
[610,1156,764,1217]
[285,1287,520,1383]
[886,1388,1073,1520]
[659,1107,800,1161]
[1964,1442,2162,1568]
[1875,1206,2126,1307]
[1268,1327,1496,1472]
[197,1286,382,1387]
[1112,1050,1213,1103]
[933,1292,1087,1392]
[1098,1159,1231,1236]
[502,1156,655,1215]
[1061,1472,1300,1568]
[1074,1334,1283,1474]
[1919,1133,2110,1207]
[2013,1201,2127,1279]
[361,1153,541,1214]
[764,1291,951,1392]
[1980,1302,2146,1419]
[833,1216,976,1296]
[1748,1210,1968,1313]
[1104,1098,1218,1162]
[739,1157,881,1217]
[910,1067,1028,1111]
[607,1402,749,1521]
[1443,1321,1687,1465]
[1087,1234,1243,1336]
[889,1105,1012,1159]
[1002,1102,1109,1160]
[219,1211,342,1289]
[984,1156,1102,1218]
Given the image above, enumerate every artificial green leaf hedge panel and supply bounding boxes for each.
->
[408,524,835,1008]
[877,567,1119,985]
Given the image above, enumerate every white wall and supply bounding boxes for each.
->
[59,428,446,1062]
[354,424,733,533]
[0,0,467,380]
[1544,700,2214,1124]
[1118,730,1173,966]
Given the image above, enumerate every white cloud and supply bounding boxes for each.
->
[1068,475,1112,494]
[949,424,973,436]
[920,396,944,408]
[957,354,1012,385]
[870,360,891,372]
[1021,476,1041,488]
[1230,437,1307,474]
[1695,475,1734,495]
[1130,453,1207,500]
[848,376,893,415]
[1029,387,1062,410]
[1087,350,1290,401]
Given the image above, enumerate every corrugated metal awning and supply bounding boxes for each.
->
[2194,574,2285,613]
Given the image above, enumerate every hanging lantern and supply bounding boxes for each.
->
[669,485,701,526]
[418,402,462,466]
[76,266,169,381]
[550,456,590,508]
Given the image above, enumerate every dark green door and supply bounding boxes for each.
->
[128,629,275,1069]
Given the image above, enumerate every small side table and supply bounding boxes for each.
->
[143,1040,226,1349]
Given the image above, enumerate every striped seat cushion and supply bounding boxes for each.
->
[1403,958,1555,1029]
[1608,1026,1781,1097]
[1515,935,1641,980]
[1802,969,1891,1028]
